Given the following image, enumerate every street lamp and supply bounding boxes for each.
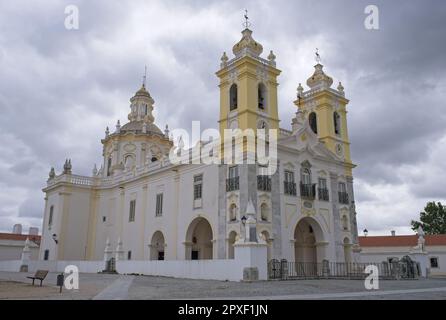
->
[52,233,58,244]
[363,229,368,237]
[241,215,247,225]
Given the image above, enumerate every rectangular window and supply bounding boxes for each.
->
[318,178,329,201]
[127,251,132,261]
[284,170,296,196]
[48,206,54,226]
[229,166,238,179]
[156,193,163,217]
[338,182,348,204]
[226,166,239,192]
[430,257,439,268]
[193,174,203,200]
[102,216,106,223]
[44,250,49,261]
[129,200,136,222]
[319,178,327,190]
[285,170,295,183]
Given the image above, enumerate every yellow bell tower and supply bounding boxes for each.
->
[294,62,354,175]
[216,27,281,137]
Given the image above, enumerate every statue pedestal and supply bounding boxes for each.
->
[20,238,31,272]
[410,250,429,278]
[234,241,268,281]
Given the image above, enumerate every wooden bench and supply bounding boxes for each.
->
[27,270,49,286]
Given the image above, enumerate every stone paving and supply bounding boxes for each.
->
[1,271,446,300]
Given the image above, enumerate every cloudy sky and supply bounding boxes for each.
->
[0,0,445,235]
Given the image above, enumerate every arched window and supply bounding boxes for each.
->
[309,112,317,134]
[334,112,341,135]
[48,206,54,226]
[107,157,112,176]
[260,203,269,221]
[301,168,311,185]
[229,84,238,111]
[151,157,158,162]
[258,83,266,110]
[229,203,237,221]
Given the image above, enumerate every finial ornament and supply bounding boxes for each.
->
[337,82,344,95]
[63,159,72,174]
[315,48,321,64]
[297,83,304,97]
[220,52,228,68]
[243,9,251,29]
[268,50,276,66]
[48,167,55,180]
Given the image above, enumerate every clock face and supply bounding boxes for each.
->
[336,143,343,156]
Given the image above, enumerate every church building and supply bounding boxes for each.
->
[39,24,361,265]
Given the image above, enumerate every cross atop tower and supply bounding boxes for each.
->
[315,48,321,64]
[142,65,147,87]
[243,9,251,29]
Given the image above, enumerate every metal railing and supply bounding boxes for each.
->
[318,188,329,201]
[338,191,349,204]
[268,259,420,280]
[257,175,271,192]
[226,177,240,192]
[300,183,316,199]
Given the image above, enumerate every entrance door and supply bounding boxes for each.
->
[158,251,164,260]
[191,250,199,260]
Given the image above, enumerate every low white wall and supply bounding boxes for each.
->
[0,260,22,272]
[0,243,268,281]
[0,260,104,274]
[116,259,243,281]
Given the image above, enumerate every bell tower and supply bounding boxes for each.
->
[294,62,353,174]
[216,26,281,137]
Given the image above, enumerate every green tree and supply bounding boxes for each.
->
[411,201,446,235]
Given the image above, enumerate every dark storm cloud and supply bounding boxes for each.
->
[0,0,445,234]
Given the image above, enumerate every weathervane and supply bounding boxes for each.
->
[315,48,321,64]
[142,65,147,87]
[243,9,251,29]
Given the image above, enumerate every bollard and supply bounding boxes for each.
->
[57,273,65,293]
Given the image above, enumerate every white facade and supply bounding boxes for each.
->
[359,234,446,277]
[39,28,361,267]
[0,232,40,261]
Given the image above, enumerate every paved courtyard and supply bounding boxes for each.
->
[1,271,446,300]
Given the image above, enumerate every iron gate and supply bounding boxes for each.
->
[268,257,420,280]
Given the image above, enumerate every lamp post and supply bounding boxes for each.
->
[363,229,368,237]
[52,233,58,244]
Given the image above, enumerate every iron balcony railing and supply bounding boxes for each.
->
[300,183,316,199]
[284,181,297,196]
[257,175,271,192]
[226,176,239,192]
[268,260,421,280]
[338,191,349,204]
[318,188,329,201]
